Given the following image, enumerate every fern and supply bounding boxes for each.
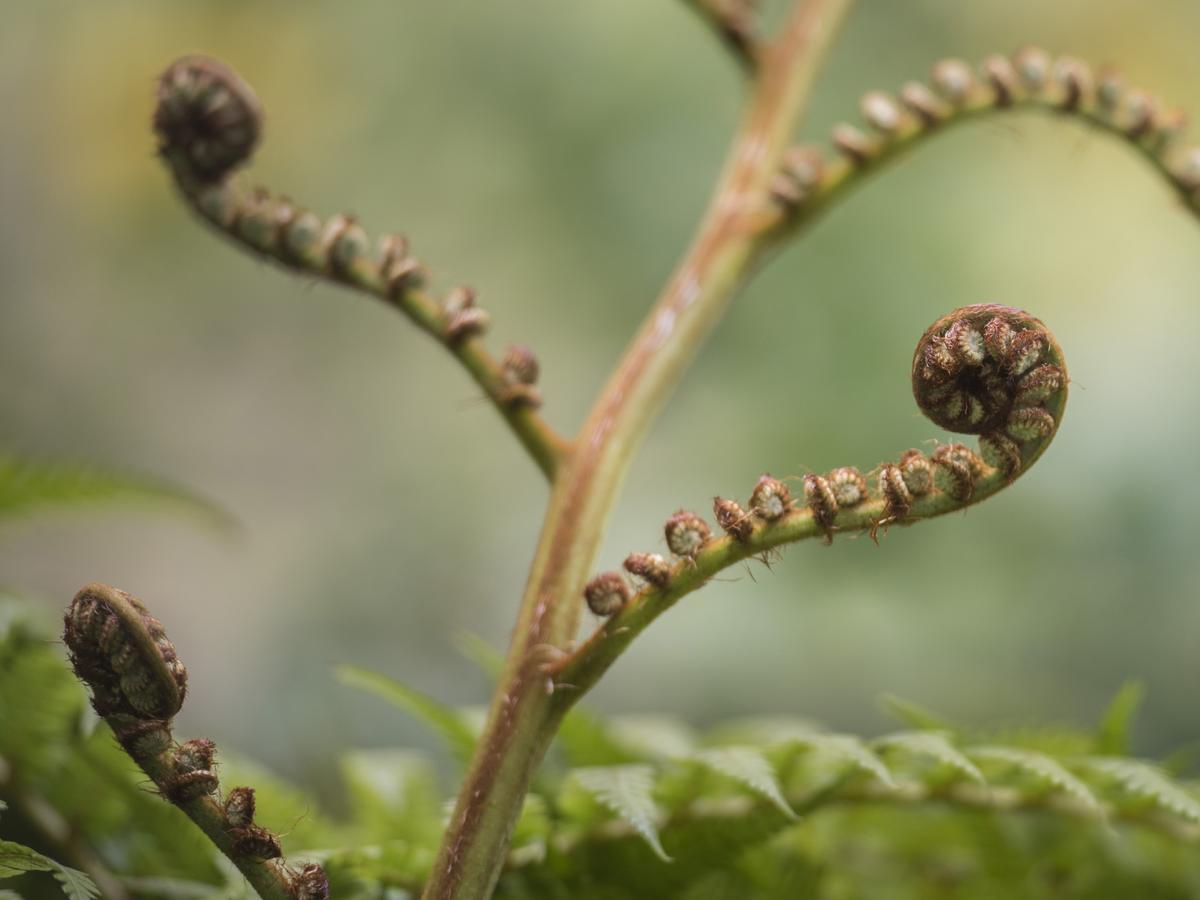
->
[335,664,480,764]
[0,453,225,527]
[0,840,99,900]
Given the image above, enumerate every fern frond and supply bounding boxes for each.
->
[0,453,226,527]
[873,731,985,785]
[335,665,478,764]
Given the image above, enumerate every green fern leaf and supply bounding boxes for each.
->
[1094,681,1144,756]
[569,765,670,861]
[879,694,955,732]
[690,746,796,819]
[784,734,895,788]
[1077,757,1200,824]
[609,714,697,760]
[873,731,985,784]
[0,453,227,527]
[968,746,1104,815]
[335,665,477,764]
[0,840,98,899]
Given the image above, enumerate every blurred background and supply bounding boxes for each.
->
[1,0,1197,799]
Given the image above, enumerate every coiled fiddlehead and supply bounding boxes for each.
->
[555,304,1067,689]
[64,584,327,900]
[152,56,565,479]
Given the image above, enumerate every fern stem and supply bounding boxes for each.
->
[680,0,762,73]
[422,2,855,897]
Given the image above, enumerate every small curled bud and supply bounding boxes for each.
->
[110,716,173,761]
[713,497,753,542]
[802,474,838,539]
[232,824,283,860]
[749,475,791,521]
[1013,46,1050,94]
[773,146,825,207]
[979,431,1022,478]
[624,552,672,588]
[664,510,711,558]
[879,464,912,521]
[290,864,330,900]
[831,123,878,166]
[330,218,370,275]
[164,738,219,803]
[981,55,1019,107]
[1053,56,1093,110]
[224,786,257,829]
[64,584,188,721]
[932,443,981,500]
[931,58,975,104]
[443,286,490,342]
[583,572,630,617]
[860,91,904,134]
[898,450,934,496]
[827,467,867,507]
[501,345,543,408]
[154,56,262,185]
[899,82,947,126]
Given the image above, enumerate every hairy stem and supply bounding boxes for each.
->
[422,2,855,897]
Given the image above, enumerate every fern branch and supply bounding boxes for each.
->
[555,303,1067,694]
[152,57,567,481]
[61,584,327,900]
[679,0,762,73]
[765,49,1198,241]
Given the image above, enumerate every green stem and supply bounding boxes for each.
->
[421,3,855,898]
[132,751,296,900]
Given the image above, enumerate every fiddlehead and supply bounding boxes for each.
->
[63,583,328,900]
[153,56,565,479]
[552,304,1066,691]
[768,48,1200,235]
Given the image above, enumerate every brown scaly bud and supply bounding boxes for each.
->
[501,345,543,408]
[232,824,283,860]
[235,188,282,253]
[860,91,904,135]
[164,741,219,803]
[1013,46,1051,94]
[583,572,630,617]
[979,431,1022,478]
[899,82,948,127]
[749,475,791,521]
[831,123,878,166]
[64,584,188,721]
[623,552,672,588]
[713,497,753,542]
[898,450,934,496]
[802,475,838,540]
[443,286,490,342]
[931,58,976,105]
[981,55,1019,107]
[879,464,912,521]
[109,716,173,762]
[912,306,1067,466]
[1053,56,1093,110]
[154,56,262,185]
[289,863,331,900]
[283,210,323,262]
[827,467,868,507]
[664,510,711,558]
[224,786,257,828]
[772,146,825,207]
[932,443,978,500]
[330,217,371,276]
